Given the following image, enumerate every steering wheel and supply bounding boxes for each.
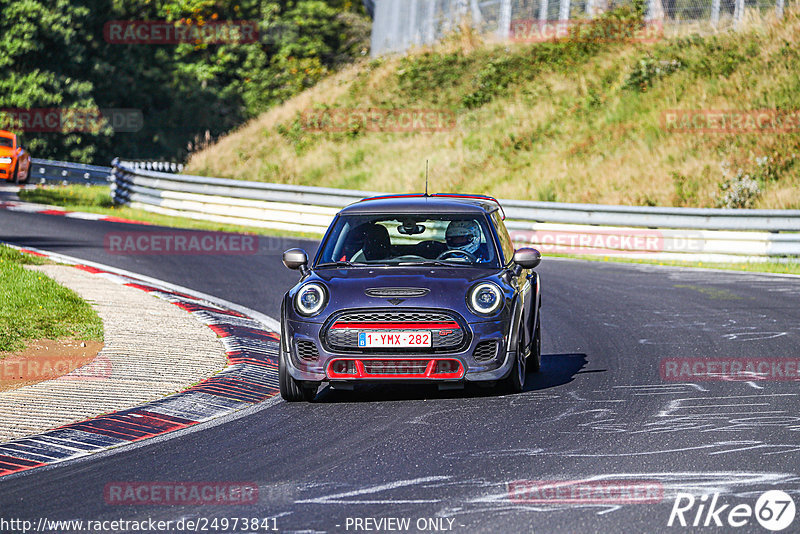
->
[437,249,477,262]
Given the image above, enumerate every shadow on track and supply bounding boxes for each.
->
[313,352,589,403]
[0,235,97,251]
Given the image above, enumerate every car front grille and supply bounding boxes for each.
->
[324,308,468,353]
[473,341,498,362]
[296,340,320,362]
[333,310,454,323]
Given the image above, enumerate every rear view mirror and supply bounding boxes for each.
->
[513,248,541,269]
[283,248,309,271]
[397,223,426,235]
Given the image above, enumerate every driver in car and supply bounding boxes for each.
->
[445,220,490,262]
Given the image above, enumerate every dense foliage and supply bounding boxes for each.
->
[0,0,370,164]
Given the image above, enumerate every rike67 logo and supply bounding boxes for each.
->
[668,490,796,531]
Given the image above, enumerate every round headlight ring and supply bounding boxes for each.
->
[469,282,503,315]
[295,283,327,317]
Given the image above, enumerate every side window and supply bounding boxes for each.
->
[492,211,514,265]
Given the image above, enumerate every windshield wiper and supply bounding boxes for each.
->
[316,260,366,268]
[398,260,473,267]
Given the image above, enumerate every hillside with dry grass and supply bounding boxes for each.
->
[186,6,800,209]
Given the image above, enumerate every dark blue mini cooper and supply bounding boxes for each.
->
[279,194,542,401]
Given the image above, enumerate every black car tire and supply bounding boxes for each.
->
[12,163,19,185]
[527,316,541,373]
[500,324,526,393]
[279,344,318,402]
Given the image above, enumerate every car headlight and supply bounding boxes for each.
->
[468,282,503,315]
[0,157,11,164]
[295,283,327,317]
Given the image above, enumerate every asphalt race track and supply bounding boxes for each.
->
[1,202,800,533]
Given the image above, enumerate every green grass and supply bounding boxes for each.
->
[0,245,103,354]
[186,5,800,209]
[548,252,800,275]
[17,186,319,240]
[19,185,114,209]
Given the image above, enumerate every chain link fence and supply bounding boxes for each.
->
[370,0,788,55]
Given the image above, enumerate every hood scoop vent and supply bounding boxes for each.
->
[365,287,430,298]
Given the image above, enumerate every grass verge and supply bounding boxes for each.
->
[185,6,800,209]
[0,245,103,354]
[549,253,800,275]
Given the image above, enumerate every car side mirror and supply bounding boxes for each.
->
[513,248,541,269]
[283,248,309,272]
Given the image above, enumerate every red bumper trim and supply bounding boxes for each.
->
[326,358,464,380]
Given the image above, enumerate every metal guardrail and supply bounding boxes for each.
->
[109,159,800,261]
[29,158,111,185]
[118,160,184,173]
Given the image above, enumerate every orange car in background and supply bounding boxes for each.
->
[0,130,30,184]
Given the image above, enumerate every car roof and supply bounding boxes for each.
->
[0,130,15,139]
[340,194,503,218]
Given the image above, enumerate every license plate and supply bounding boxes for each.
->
[358,331,431,348]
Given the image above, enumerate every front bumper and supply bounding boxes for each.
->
[283,318,514,383]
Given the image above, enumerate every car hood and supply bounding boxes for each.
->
[306,266,504,318]
[0,147,16,157]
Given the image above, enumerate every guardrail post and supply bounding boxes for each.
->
[498,0,512,39]
[558,0,570,21]
[469,0,483,25]
[734,0,745,28]
[646,0,665,21]
[425,0,437,43]
[409,0,420,46]
[711,0,721,27]
[389,0,402,52]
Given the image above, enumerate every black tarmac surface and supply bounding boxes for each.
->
[1,201,799,533]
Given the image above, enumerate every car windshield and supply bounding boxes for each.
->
[0,136,13,148]
[317,214,500,268]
